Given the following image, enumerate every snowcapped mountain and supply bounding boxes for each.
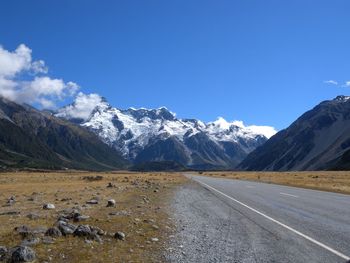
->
[56,93,276,169]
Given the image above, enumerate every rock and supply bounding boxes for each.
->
[60,198,72,202]
[73,225,91,237]
[90,226,105,236]
[9,246,36,262]
[0,211,20,216]
[7,196,16,206]
[150,237,159,242]
[43,204,55,210]
[26,213,39,220]
[106,199,116,207]
[45,227,62,237]
[0,246,7,261]
[73,225,102,242]
[86,199,98,205]
[21,238,41,246]
[14,226,32,239]
[151,225,159,230]
[114,231,125,241]
[56,221,77,235]
[106,182,115,188]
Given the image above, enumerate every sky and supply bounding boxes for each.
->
[0,0,349,130]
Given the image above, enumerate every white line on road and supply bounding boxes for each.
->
[246,185,255,188]
[280,192,298,198]
[194,178,350,261]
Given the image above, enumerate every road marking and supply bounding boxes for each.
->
[280,192,298,198]
[246,185,255,188]
[194,178,350,261]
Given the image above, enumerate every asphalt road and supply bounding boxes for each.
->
[166,174,350,263]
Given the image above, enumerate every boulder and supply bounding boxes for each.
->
[45,227,62,237]
[56,221,77,235]
[0,246,7,261]
[9,246,36,262]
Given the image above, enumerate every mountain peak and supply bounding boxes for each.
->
[334,95,350,102]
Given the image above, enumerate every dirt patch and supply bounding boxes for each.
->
[0,171,187,262]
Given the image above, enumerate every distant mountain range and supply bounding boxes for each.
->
[3,94,350,171]
[239,96,350,171]
[0,97,127,170]
[56,96,275,170]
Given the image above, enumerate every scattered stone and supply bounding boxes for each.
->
[114,231,125,241]
[9,246,36,262]
[7,196,16,206]
[14,226,32,239]
[106,182,115,188]
[86,199,98,205]
[73,225,101,242]
[43,204,55,210]
[90,226,105,236]
[108,211,130,216]
[26,213,39,220]
[0,246,7,261]
[151,225,159,230]
[45,227,62,237]
[106,199,116,207]
[27,197,35,202]
[56,221,77,235]
[60,198,72,202]
[0,211,20,216]
[21,238,41,246]
[150,238,159,242]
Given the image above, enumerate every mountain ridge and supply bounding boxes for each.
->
[0,96,127,171]
[56,94,276,169]
[238,95,350,171]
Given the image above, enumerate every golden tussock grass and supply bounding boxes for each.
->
[0,171,187,262]
[200,171,350,195]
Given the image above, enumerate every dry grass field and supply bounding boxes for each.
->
[200,171,350,195]
[0,171,187,262]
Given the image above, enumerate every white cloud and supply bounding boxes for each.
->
[0,44,78,108]
[344,81,350,87]
[56,92,103,120]
[210,117,277,139]
[245,125,277,139]
[324,80,338,85]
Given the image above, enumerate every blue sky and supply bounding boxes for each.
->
[0,0,349,129]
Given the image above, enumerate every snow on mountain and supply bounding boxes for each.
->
[56,93,277,169]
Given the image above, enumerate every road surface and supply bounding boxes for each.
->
[166,174,350,263]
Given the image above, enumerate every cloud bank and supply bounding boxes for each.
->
[56,92,103,120]
[0,44,79,108]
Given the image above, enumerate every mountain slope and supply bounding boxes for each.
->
[56,95,276,169]
[0,97,127,170]
[239,96,350,171]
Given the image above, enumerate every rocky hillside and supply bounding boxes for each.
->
[0,97,127,170]
[56,95,276,170]
[239,96,350,171]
